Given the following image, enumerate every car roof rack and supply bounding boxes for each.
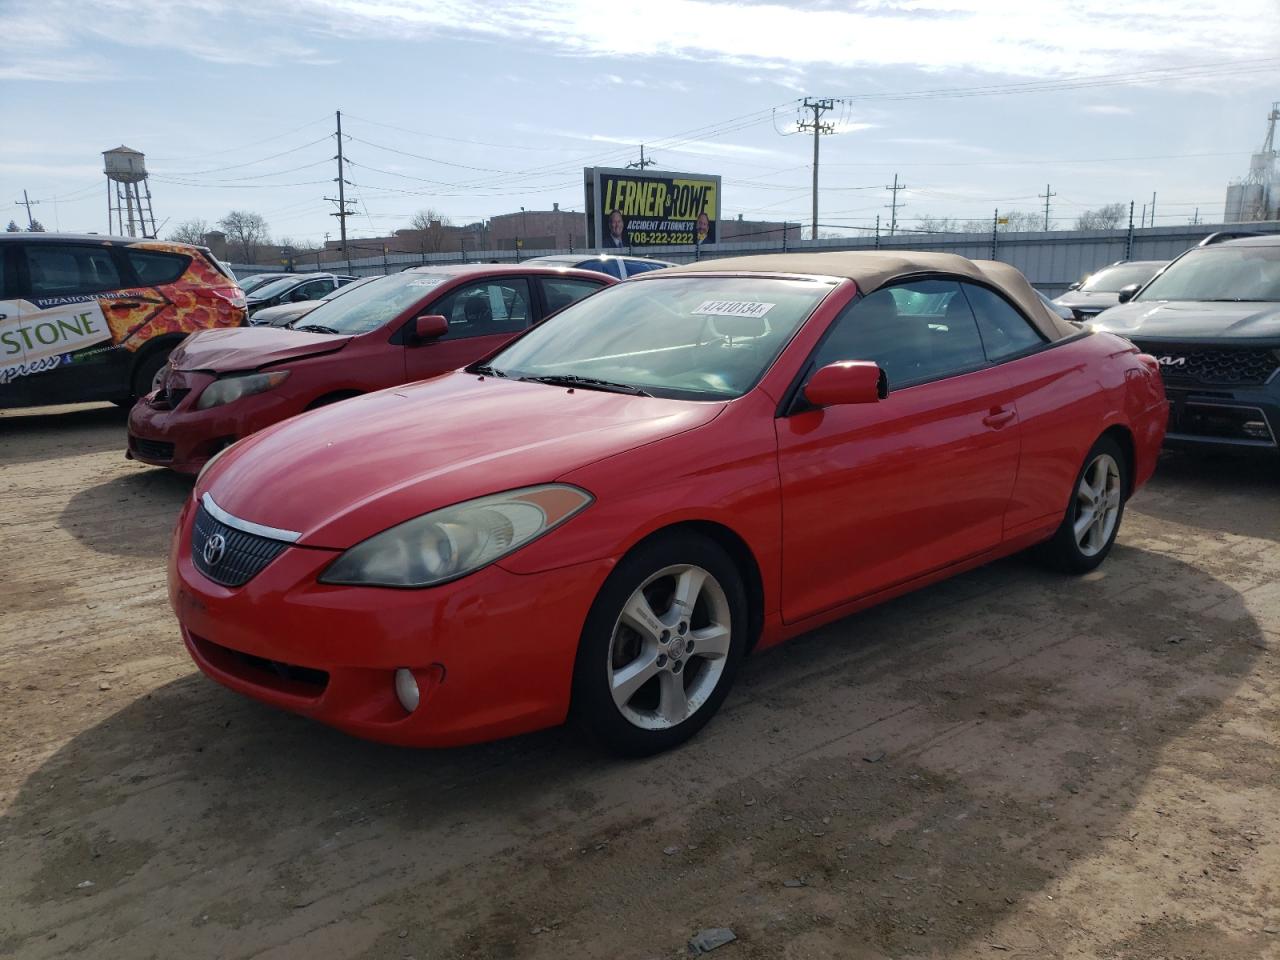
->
[1198,230,1262,246]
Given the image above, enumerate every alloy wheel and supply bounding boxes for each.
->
[1074,453,1122,557]
[607,563,732,730]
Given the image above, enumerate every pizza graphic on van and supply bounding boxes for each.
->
[0,235,247,407]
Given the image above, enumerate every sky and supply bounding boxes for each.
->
[2,0,1278,245]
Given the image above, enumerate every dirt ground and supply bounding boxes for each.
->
[1,403,1277,960]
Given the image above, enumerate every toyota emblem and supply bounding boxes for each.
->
[203,532,227,567]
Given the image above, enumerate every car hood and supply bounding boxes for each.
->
[169,327,351,373]
[200,372,727,548]
[249,301,318,326]
[1054,290,1118,310]
[1088,300,1280,340]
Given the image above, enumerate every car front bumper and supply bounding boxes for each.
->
[1163,383,1280,454]
[167,496,615,747]
[127,372,299,474]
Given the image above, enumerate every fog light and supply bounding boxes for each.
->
[1242,420,1270,440]
[394,668,420,713]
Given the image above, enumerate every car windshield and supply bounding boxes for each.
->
[296,272,446,335]
[250,276,305,299]
[1137,246,1280,302]
[1079,262,1161,293]
[482,276,835,400]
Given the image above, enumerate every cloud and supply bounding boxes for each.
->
[1083,104,1134,115]
[4,0,1277,81]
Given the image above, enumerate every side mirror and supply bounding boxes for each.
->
[413,314,449,341]
[1116,283,1140,304]
[289,290,309,302]
[803,361,887,408]
[1066,281,1081,291]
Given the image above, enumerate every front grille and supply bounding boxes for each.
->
[191,502,289,587]
[130,435,175,461]
[1133,341,1279,386]
[190,633,329,698]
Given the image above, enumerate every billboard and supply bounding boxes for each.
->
[585,167,721,251]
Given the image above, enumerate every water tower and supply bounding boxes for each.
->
[103,145,158,238]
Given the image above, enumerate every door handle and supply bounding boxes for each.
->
[982,408,1016,429]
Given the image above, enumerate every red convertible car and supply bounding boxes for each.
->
[169,252,1167,755]
[128,264,613,472]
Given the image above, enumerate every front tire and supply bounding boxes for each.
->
[1039,435,1128,574]
[131,348,173,401]
[571,532,748,756]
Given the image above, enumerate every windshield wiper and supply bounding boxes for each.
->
[519,374,652,397]
[471,363,509,378]
[293,323,340,334]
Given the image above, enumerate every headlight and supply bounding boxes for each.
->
[196,370,290,410]
[320,484,593,588]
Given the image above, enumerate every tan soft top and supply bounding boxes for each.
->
[665,251,1077,341]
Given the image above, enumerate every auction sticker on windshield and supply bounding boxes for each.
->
[409,277,446,288]
[0,299,112,384]
[692,300,775,319]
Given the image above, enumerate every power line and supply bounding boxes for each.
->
[150,135,333,177]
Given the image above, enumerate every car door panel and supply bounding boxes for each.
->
[776,367,1020,622]
[775,278,1021,624]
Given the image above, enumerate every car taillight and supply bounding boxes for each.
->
[211,287,247,310]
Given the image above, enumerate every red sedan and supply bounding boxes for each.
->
[128,264,614,472]
[169,252,1167,755]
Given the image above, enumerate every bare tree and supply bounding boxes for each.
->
[217,210,271,262]
[408,208,453,253]
[1075,203,1127,230]
[169,218,211,245]
[916,215,961,233]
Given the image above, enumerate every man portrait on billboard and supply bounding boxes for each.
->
[605,208,627,249]
[694,210,711,247]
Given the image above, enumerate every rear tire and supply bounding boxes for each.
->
[1038,435,1128,574]
[571,532,748,756]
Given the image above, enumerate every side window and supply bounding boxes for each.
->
[125,248,190,286]
[295,281,329,302]
[811,279,988,388]
[25,244,123,297]
[433,278,532,339]
[540,277,603,315]
[580,258,622,279]
[961,283,1046,361]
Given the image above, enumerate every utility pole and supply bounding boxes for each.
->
[797,98,835,240]
[1149,191,1157,227]
[885,173,907,236]
[15,189,39,230]
[324,110,356,258]
[1139,203,1147,229]
[1125,201,1135,259]
[1038,183,1056,231]
[626,145,656,170]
